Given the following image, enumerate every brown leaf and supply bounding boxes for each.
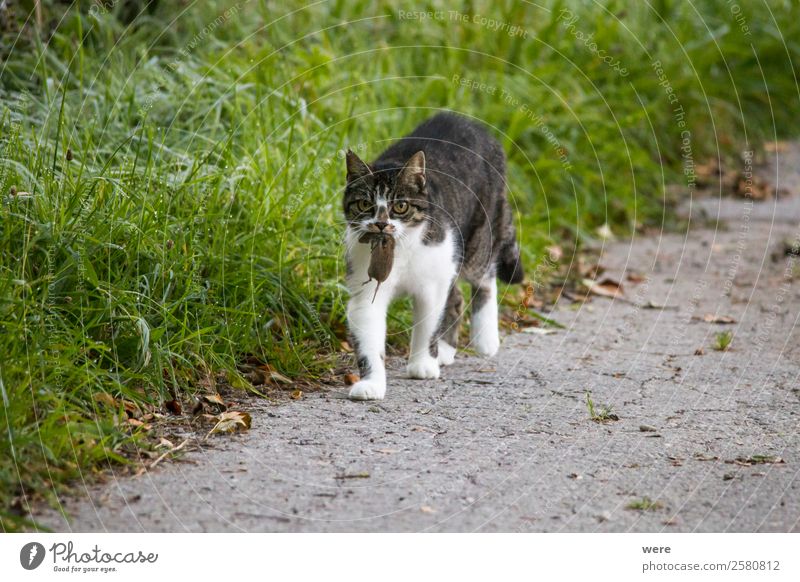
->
[207,411,252,436]
[582,277,625,299]
[731,455,784,466]
[626,272,646,283]
[165,399,182,415]
[122,400,142,419]
[93,392,117,408]
[201,393,227,411]
[340,340,353,353]
[290,389,303,400]
[696,314,737,324]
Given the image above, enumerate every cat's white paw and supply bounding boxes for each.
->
[348,379,386,400]
[437,341,457,366]
[407,356,441,379]
[472,329,500,357]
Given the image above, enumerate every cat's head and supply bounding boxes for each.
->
[343,150,428,241]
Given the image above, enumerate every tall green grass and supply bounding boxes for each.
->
[1,0,798,529]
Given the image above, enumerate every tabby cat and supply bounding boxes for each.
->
[343,112,523,400]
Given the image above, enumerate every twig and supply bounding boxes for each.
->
[149,438,190,470]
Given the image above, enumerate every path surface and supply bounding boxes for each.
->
[38,145,800,532]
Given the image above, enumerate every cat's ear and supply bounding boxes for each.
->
[398,151,426,190]
[346,150,372,184]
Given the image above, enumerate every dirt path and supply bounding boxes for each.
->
[38,145,800,532]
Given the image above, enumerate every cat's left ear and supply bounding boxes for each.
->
[398,151,426,190]
[346,150,372,184]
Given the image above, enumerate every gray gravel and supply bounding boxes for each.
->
[37,145,800,532]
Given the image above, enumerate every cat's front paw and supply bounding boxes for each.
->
[407,356,440,379]
[348,379,386,401]
[472,329,500,357]
[437,341,457,366]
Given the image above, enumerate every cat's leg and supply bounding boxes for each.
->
[347,292,390,400]
[435,283,463,366]
[470,274,500,357]
[407,281,450,379]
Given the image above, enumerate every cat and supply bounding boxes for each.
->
[343,112,524,400]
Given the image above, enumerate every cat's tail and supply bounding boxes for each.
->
[497,238,524,284]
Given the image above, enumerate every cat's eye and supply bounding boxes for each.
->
[355,200,373,213]
[392,201,410,214]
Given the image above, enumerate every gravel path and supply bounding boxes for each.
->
[38,145,800,532]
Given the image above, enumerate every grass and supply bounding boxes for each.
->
[713,330,734,351]
[585,391,618,423]
[626,497,664,512]
[0,0,799,529]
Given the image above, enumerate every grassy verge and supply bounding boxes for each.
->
[1,0,798,529]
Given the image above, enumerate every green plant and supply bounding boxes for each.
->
[586,392,618,423]
[626,497,664,511]
[713,331,734,351]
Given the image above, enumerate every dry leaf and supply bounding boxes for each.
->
[764,141,789,153]
[626,272,646,283]
[522,327,557,335]
[290,389,303,400]
[165,399,182,415]
[93,392,117,408]
[696,314,737,324]
[201,393,227,411]
[340,340,353,353]
[122,400,142,418]
[582,277,625,299]
[208,411,252,436]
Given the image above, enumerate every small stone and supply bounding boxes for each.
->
[639,424,657,432]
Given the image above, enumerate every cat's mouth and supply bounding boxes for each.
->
[358,223,396,243]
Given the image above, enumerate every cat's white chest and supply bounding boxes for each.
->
[345,226,456,300]
[392,228,456,297]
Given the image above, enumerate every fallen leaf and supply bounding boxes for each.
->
[522,327,557,335]
[165,399,182,415]
[694,348,705,356]
[207,411,252,436]
[122,400,142,418]
[93,392,117,408]
[764,141,789,153]
[731,455,784,466]
[201,392,227,411]
[626,272,647,283]
[582,277,625,299]
[696,314,737,324]
[340,340,353,353]
[336,471,370,479]
[290,389,303,400]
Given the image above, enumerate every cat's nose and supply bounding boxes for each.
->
[374,221,389,231]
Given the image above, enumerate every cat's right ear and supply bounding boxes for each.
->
[346,150,372,184]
